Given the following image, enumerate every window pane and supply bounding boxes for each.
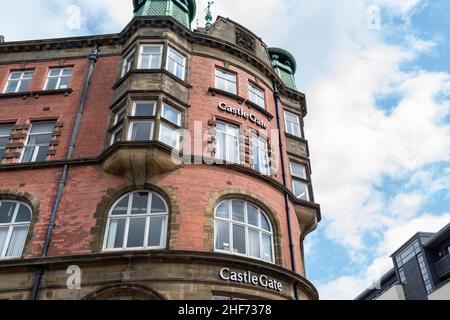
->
[162,104,181,125]
[4,80,18,93]
[291,163,307,179]
[0,227,8,255]
[30,122,55,134]
[0,125,13,136]
[248,228,260,258]
[148,216,166,247]
[130,122,152,140]
[49,69,61,77]
[247,204,259,227]
[142,45,161,54]
[261,214,270,232]
[215,221,230,251]
[262,233,273,262]
[5,226,28,257]
[0,137,9,147]
[160,124,180,149]
[58,76,70,89]
[0,149,5,160]
[22,147,35,163]
[10,72,21,80]
[15,205,32,223]
[106,219,126,249]
[18,79,31,92]
[62,69,73,76]
[231,200,245,222]
[134,102,155,116]
[35,146,49,162]
[45,77,58,90]
[293,180,309,201]
[29,134,52,145]
[151,194,166,214]
[111,196,129,215]
[232,224,246,254]
[131,192,148,215]
[216,201,229,219]
[0,202,16,224]
[126,218,146,248]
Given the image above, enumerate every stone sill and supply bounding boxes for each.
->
[0,88,73,99]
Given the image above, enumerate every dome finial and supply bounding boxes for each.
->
[205,1,214,28]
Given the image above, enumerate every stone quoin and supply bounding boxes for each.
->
[0,0,321,300]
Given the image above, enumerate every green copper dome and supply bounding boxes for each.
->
[268,47,298,90]
[133,0,197,29]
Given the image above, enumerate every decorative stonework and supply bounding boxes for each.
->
[83,283,165,300]
[236,28,255,53]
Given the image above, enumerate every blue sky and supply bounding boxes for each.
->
[1,0,449,299]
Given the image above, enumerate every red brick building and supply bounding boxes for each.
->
[0,0,321,300]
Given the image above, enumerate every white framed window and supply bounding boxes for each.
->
[110,126,124,146]
[0,124,13,160]
[215,69,237,94]
[138,44,163,69]
[159,103,181,149]
[103,191,168,251]
[166,47,186,80]
[284,111,302,138]
[248,83,265,109]
[127,101,156,141]
[121,50,135,77]
[252,134,269,175]
[3,71,33,94]
[216,121,240,164]
[113,108,126,126]
[291,162,310,201]
[214,199,274,263]
[0,200,32,259]
[21,122,55,163]
[44,68,73,90]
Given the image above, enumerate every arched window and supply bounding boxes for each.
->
[103,191,168,251]
[214,199,274,263]
[0,200,32,259]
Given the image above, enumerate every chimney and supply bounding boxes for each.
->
[0,35,4,43]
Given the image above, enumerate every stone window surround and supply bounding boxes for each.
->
[107,94,186,149]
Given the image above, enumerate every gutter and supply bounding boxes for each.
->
[30,45,99,300]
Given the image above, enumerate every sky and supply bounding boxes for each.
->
[1,0,449,300]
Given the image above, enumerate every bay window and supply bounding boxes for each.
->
[284,111,302,138]
[166,47,186,80]
[127,101,156,141]
[121,50,135,77]
[159,103,181,149]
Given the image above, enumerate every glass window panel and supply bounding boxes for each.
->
[159,124,180,149]
[215,221,230,251]
[49,69,61,77]
[35,146,49,162]
[0,149,5,160]
[262,233,273,262]
[4,81,18,93]
[10,72,21,80]
[162,104,181,125]
[58,76,70,89]
[5,226,28,257]
[148,216,166,247]
[232,224,246,254]
[30,122,55,134]
[130,122,153,140]
[142,45,161,54]
[18,79,31,92]
[29,134,52,145]
[0,227,8,255]
[247,204,259,227]
[0,137,9,146]
[134,102,156,116]
[111,196,130,216]
[22,147,35,163]
[0,125,13,136]
[0,202,16,224]
[216,201,229,219]
[261,214,270,232]
[62,69,73,76]
[291,163,307,179]
[131,192,148,215]
[126,218,146,248]
[151,194,166,214]
[45,77,58,90]
[106,219,126,249]
[15,205,32,223]
[248,228,260,258]
[231,200,245,222]
[293,180,310,201]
